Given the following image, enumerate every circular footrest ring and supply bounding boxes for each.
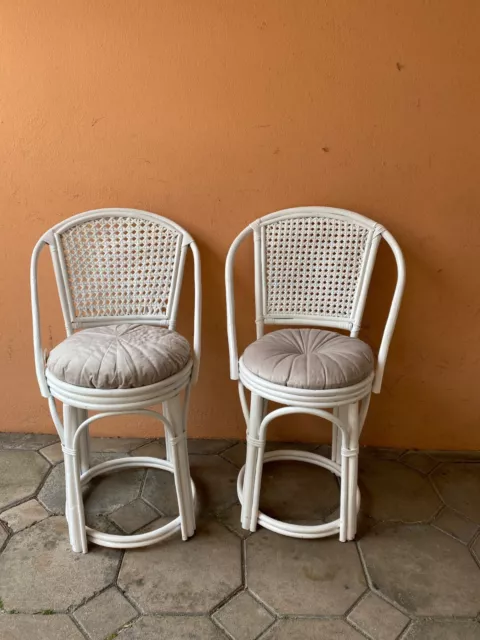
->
[237,449,360,539]
[80,456,196,549]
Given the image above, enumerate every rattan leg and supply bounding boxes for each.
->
[241,393,263,531]
[164,394,195,540]
[346,402,360,541]
[63,404,88,553]
[76,408,90,474]
[163,402,173,463]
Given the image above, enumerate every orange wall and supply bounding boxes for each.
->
[1,1,479,449]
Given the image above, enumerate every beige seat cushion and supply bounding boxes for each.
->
[47,324,191,389]
[242,328,374,390]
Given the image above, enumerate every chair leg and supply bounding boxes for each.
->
[249,429,266,533]
[76,408,90,474]
[163,402,173,463]
[63,405,88,553]
[241,393,263,531]
[332,407,342,464]
[164,394,195,540]
[338,404,349,542]
[346,402,360,541]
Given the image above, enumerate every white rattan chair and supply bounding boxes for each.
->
[31,208,201,552]
[225,206,405,541]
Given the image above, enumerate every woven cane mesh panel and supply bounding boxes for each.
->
[59,217,181,319]
[263,216,370,320]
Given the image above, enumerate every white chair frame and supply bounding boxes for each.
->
[31,208,201,552]
[226,206,405,541]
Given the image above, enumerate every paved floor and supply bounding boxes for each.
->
[0,434,479,639]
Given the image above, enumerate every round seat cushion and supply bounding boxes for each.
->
[242,328,374,390]
[47,324,191,389]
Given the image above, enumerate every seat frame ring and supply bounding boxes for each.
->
[79,456,196,549]
[237,449,360,539]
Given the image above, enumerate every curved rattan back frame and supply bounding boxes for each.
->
[226,206,405,393]
[31,208,201,397]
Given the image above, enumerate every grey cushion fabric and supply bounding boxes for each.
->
[242,328,374,390]
[47,324,191,389]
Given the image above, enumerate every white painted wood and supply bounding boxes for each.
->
[346,402,360,540]
[76,408,90,475]
[241,393,263,531]
[63,404,87,553]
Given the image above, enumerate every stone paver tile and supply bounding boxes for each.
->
[472,533,480,563]
[0,499,49,533]
[84,468,145,515]
[427,450,480,461]
[39,442,63,465]
[263,619,365,639]
[142,468,178,516]
[432,463,480,523]
[116,615,225,639]
[37,462,68,514]
[131,440,166,458]
[91,453,126,466]
[361,447,405,461]
[0,516,121,611]
[216,503,251,539]
[132,516,180,544]
[0,433,58,450]
[220,442,248,468]
[0,450,50,510]
[39,462,144,515]
[190,454,238,512]
[136,516,176,534]
[110,498,159,534]
[221,441,317,469]
[324,507,377,538]
[405,620,480,639]
[85,513,123,535]
[188,438,237,455]
[41,439,146,465]
[0,522,7,548]
[74,587,137,640]
[359,524,480,616]
[400,451,438,474]
[259,460,338,521]
[356,511,378,537]
[433,507,478,544]
[119,518,241,613]
[213,591,274,640]
[0,614,84,639]
[359,457,441,523]
[89,437,150,453]
[347,592,409,640]
[247,529,366,615]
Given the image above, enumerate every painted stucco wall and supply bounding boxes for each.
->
[1,1,479,448]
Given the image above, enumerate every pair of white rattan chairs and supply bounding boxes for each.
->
[31,206,404,552]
